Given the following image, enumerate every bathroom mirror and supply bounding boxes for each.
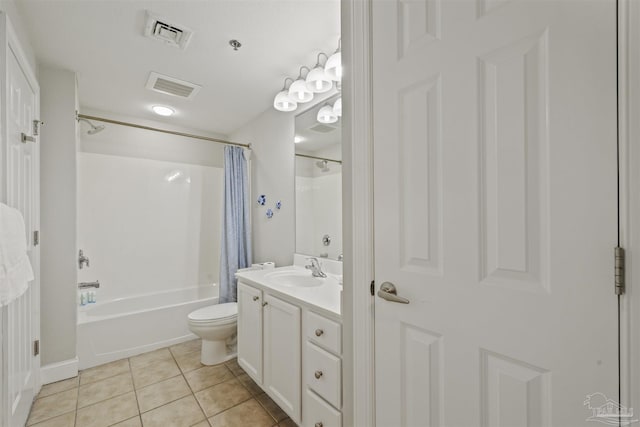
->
[294,94,342,261]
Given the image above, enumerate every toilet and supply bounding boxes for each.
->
[187,302,238,365]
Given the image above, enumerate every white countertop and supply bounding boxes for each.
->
[235,265,342,319]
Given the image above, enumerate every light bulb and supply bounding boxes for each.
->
[274,90,297,112]
[317,105,338,124]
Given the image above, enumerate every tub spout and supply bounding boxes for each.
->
[78,280,100,289]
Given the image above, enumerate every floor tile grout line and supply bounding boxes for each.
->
[128,356,143,423]
[171,343,209,425]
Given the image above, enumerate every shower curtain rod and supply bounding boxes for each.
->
[295,153,342,164]
[77,113,251,149]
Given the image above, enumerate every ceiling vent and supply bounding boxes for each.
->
[146,72,202,100]
[144,11,194,50]
[309,123,338,133]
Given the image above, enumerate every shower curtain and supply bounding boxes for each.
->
[219,146,252,303]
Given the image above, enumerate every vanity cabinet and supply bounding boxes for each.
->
[237,282,302,423]
[237,280,342,427]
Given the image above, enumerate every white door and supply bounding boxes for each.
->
[4,41,40,427]
[263,293,301,423]
[237,282,263,384]
[372,0,618,425]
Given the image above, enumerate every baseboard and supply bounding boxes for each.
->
[40,357,79,384]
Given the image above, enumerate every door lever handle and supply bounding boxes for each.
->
[377,282,409,304]
[21,133,35,143]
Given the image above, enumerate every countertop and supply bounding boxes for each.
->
[235,265,342,320]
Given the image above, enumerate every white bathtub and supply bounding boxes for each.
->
[77,285,217,369]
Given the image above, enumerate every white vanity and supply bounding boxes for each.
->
[235,255,343,427]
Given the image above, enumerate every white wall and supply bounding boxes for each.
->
[230,109,296,267]
[39,67,78,366]
[77,153,223,301]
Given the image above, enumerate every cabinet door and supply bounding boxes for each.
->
[237,282,263,384]
[264,294,301,423]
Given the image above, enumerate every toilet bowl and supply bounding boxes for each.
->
[187,302,238,365]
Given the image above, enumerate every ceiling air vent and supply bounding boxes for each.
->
[309,123,338,133]
[144,11,194,50]
[146,72,202,100]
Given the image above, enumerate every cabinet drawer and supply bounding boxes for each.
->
[305,311,341,355]
[304,388,342,427]
[305,342,341,408]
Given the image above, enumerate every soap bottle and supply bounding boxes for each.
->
[80,292,86,306]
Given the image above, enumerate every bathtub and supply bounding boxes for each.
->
[77,285,217,369]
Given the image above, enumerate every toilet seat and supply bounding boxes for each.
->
[188,303,237,324]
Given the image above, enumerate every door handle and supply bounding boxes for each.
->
[377,282,409,304]
[21,133,35,143]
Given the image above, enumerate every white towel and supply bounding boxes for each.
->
[0,203,34,306]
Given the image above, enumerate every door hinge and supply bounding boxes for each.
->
[370,280,375,296]
[33,120,43,136]
[33,339,39,356]
[615,246,625,295]
[33,230,39,246]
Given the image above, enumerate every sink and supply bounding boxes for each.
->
[265,270,324,287]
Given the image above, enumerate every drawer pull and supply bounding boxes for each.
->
[262,301,268,307]
[315,329,324,337]
[314,370,323,379]
[253,296,259,301]
[315,423,323,427]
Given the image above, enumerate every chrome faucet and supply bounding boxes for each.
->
[305,257,327,278]
[78,280,100,289]
[78,249,90,269]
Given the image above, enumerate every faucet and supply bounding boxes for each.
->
[78,249,90,269]
[305,257,327,278]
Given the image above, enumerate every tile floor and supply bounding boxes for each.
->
[27,340,297,427]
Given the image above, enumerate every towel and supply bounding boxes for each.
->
[0,203,34,306]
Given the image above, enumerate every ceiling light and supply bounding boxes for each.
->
[274,78,297,112]
[288,66,314,104]
[306,53,332,93]
[294,136,303,143]
[325,39,342,81]
[317,105,338,124]
[333,97,342,117]
[152,105,175,116]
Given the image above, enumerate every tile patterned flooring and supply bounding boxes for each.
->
[27,340,297,427]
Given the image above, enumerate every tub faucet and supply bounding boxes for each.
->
[305,257,327,278]
[78,249,90,269]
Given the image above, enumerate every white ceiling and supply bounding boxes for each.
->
[17,0,340,135]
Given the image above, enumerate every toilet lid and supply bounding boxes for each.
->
[188,302,238,322]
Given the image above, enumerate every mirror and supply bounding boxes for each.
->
[294,95,342,261]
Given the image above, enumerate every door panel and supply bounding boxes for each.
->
[237,282,263,384]
[5,45,38,427]
[373,0,618,426]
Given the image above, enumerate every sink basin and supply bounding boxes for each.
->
[265,270,324,287]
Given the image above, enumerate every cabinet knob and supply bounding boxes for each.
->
[315,423,323,427]
[315,329,324,337]
[314,370,323,379]
[262,301,268,307]
[253,296,259,301]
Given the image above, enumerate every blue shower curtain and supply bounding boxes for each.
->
[219,146,252,303]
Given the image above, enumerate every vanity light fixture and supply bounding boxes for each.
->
[152,105,175,116]
[274,78,297,112]
[317,104,338,124]
[332,97,342,117]
[288,66,314,104]
[306,53,333,93]
[324,39,342,81]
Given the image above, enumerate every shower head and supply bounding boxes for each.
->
[87,124,105,135]
[78,118,105,135]
[316,160,330,172]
